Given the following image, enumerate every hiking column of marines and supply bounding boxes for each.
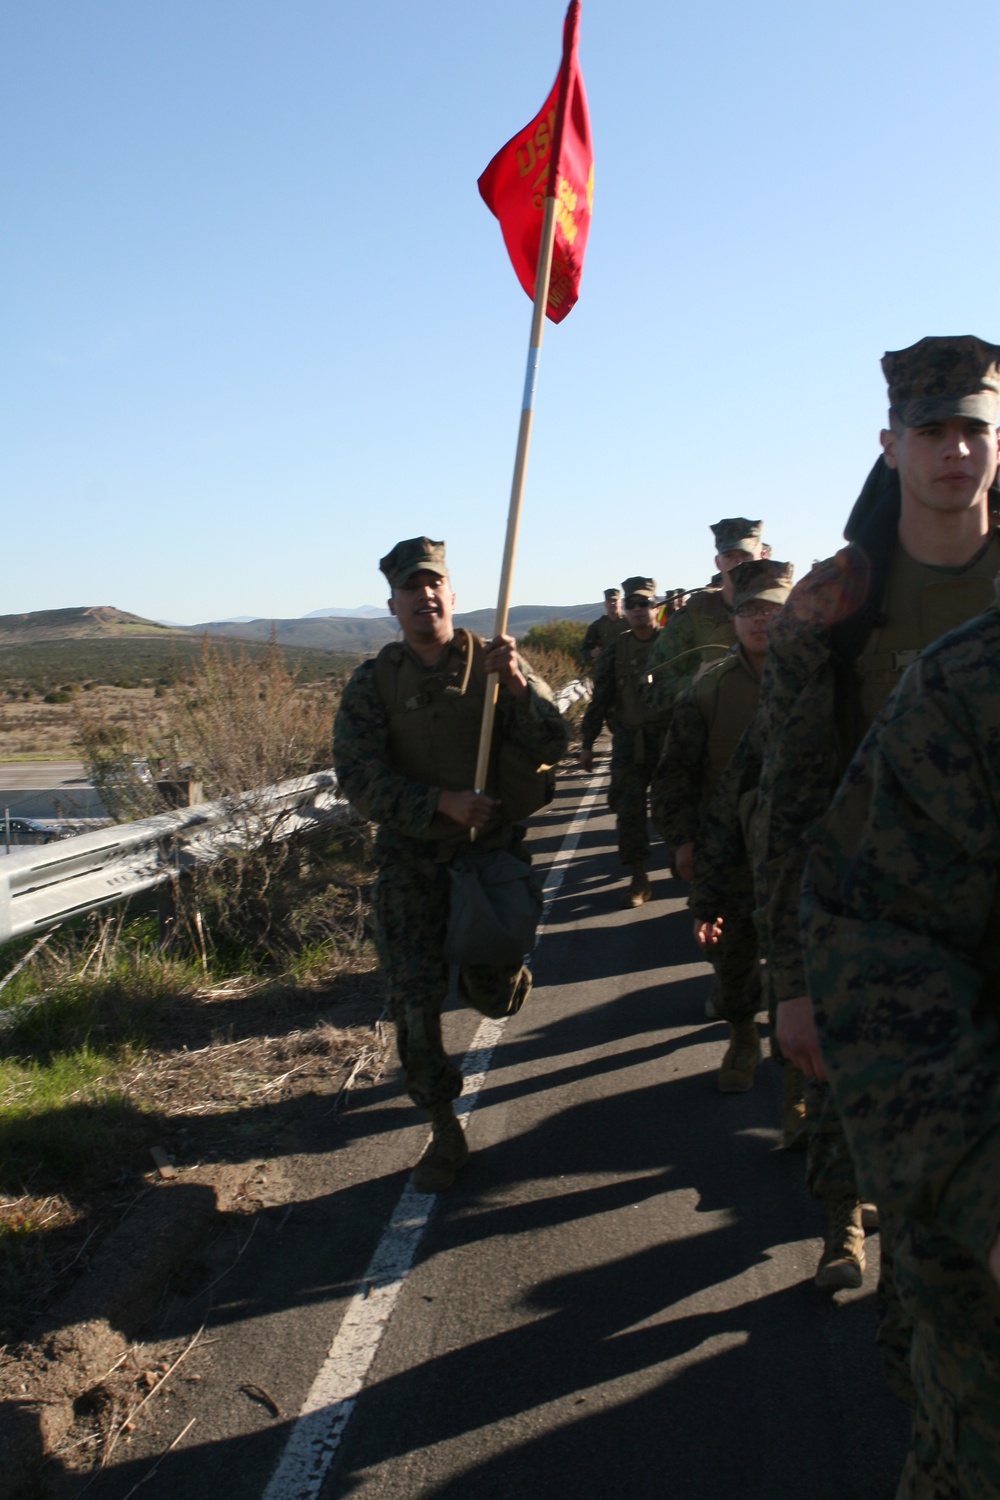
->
[332,335,1000,1499]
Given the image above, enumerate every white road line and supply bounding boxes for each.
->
[262,778,606,1500]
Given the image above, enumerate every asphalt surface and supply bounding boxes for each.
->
[0,760,89,788]
[77,764,911,1500]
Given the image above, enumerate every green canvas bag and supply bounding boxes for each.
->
[444,846,543,968]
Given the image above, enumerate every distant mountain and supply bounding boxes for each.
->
[186,602,600,652]
[0,601,605,657]
[0,606,178,644]
[303,605,389,619]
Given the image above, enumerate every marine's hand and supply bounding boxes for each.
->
[437,789,500,830]
[775,994,826,1079]
[693,916,723,949]
[579,746,594,773]
[484,634,528,696]
[674,841,695,883]
[788,547,870,630]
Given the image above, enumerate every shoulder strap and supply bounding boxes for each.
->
[373,630,480,713]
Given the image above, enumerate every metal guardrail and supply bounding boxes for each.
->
[0,773,345,947]
[0,680,591,950]
[552,678,591,713]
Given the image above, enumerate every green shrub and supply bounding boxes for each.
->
[519,619,588,657]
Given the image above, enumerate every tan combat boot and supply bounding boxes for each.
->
[411,1103,469,1193]
[622,864,652,908]
[814,1197,866,1290]
[781,1061,807,1150]
[718,1019,762,1092]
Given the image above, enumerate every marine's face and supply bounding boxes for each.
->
[389,570,455,648]
[624,594,655,637]
[604,598,623,619]
[881,418,1000,516]
[733,599,780,658]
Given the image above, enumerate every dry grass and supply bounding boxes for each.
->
[0,684,167,763]
[166,639,335,800]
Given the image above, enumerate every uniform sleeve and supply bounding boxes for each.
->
[650,685,707,849]
[802,650,1000,1266]
[498,658,570,768]
[580,620,600,659]
[644,606,697,712]
[580,640,618,749]
[691,718,761,921]
[332,662,442,836]
[753,594,841,1003]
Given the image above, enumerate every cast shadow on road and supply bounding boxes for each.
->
[479,977,723,1115]
[319,1059,910,1500]
[45,1050,909,1500]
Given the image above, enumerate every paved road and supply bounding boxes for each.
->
[79,765,911,1500]
[0,760,89,788]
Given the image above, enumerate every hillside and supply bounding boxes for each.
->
[0,606,177,644]
[189,602,599,650]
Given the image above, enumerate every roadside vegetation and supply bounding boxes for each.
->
[0,636,358,761]
[0,640,387,1345]
[518,618,589,701]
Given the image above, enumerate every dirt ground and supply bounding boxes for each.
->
[0,685,165,762]
[0,960,390,1488]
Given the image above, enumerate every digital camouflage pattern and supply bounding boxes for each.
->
[689,719,761,930]
[645,587,734,713]
[753,530,1000,1288]
[379,535,449,588]
[882,335,1000,429]
[730,557,794,611]
[754,530,1000,1010]
[580,628,667,866]
[650,645,759,853]
[710,517,763,554]
[651,646,764,1027]
[801,600,1000,1492]
[334,641,567,1107]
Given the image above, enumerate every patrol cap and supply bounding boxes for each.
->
[379,537,448,589]
[604,587,621,600]
[711,518,763,555]
[882,335,1000,428]
[621,576,657,601]
[730,558,794,613]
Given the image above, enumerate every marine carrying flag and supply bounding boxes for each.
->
[478,1,593,323]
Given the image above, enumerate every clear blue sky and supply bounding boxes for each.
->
[3,1,999,624]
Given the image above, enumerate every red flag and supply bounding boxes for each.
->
[478,1,593,323]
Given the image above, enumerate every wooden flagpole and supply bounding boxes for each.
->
[470,192,559,822]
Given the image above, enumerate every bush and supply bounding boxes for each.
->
[517,619,588,699]
[519,619,588,657]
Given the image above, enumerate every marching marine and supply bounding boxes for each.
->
[579,576,669,907]
[755,333,1000,1310]
[581,588,630,661]
[646,518,766,712]
[333,538,569,1191]
[802,599,1000,1498]
[652,559,792,1090]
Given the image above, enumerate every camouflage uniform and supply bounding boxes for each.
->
[581,590,630,660]
[801,598,1000,1498]
[646,518,764,714]
[580,580,667,870]
[646,585,733,712]
[333,555,568,1111]
[755,335,1000,1327]
[756,528,1000,1178]
[652,644,762,1025]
